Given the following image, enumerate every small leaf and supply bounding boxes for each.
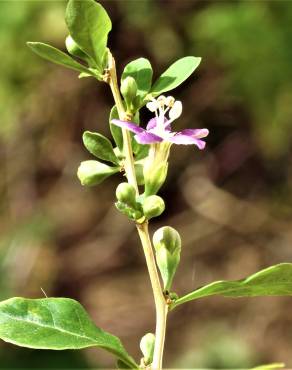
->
[251,364,285,370]
[0,297,137,368]
[77,160,119,186]
[117,359,132,369]
[65,0,111,70]
[27,42,92,75]
[110,106,123,151]
[150,56,201,97]
[83,131,119,164]
[121,58,153,101]
[171,263,292,309]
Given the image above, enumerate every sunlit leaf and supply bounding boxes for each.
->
[27,42,92,74]
[0,297,137,368]
[171,263,292,309]
[65,0,111,70]
[150,56,201,96]
[83,131,119,164]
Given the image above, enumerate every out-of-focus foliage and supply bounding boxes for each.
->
[0,0,292,368]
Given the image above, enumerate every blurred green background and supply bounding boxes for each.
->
[0,0,292,368]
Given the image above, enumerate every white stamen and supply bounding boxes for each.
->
[169,100,182,121]
[146,101,159,112]
[157,95,166,107]
[165,96,175,107]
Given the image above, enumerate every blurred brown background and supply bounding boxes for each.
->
[0,0,292,368]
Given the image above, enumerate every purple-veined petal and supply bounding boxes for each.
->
[180,128,209,138]
[168,133,206,149]
[146,117,158,130]
[135,131,163,144]
[111,119,144,135]
[146,117,171,131]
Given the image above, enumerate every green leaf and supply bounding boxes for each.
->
[83,131,119,165]
[251,363,285,370]
[171,263,292,309]
[0,297,137,368]
[65,0,111,70]
[77,160,119,186]
[121,58,153,100]
[150,56,201,97]
[27,42,92,75]
[110,106,123,151]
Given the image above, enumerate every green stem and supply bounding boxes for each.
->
[107,52,168,370]
[136,222,168,370]
[107,51,138,193]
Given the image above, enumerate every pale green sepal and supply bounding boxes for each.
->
[65,0,111,70]
[171,263,292,310]
[83,131,119,164]
[140,333,155,366]
[65,35,87,59]
[27,42,93,75]
[153,226,181,291]
[144,161,168,196]
[0,297,138,368]
[120,76,138,112]
[142,195,165,220]
[116,182,137,208]
[150,56,201,97]
[77,160,119,186]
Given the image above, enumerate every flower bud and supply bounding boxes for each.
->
[153,226,181,291]
[116,182,136,207]
[120,77,137,109]
[77,160,119,186]
[142,195,165,219]
[65,35,87,59]
[140,333,155,366]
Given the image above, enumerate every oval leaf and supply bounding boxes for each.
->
[27,42,92,75]
[65,0,111,69]
[121,58,153,100]
[0,297,137,368]
[150,56,201,97]
[83,131,119,164]
[171,263,292,309]
[77,160,119,186]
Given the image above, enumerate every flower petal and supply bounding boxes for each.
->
[111,119,144,135]
[168,133,206,149]
[146,117,158,130]
[135,131,163,144]
[180,128,209,138]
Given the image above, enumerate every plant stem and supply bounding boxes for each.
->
[136,222,168,370]
[107,51,138,193]
[107,52,168,370]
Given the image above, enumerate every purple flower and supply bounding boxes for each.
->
[111,96,209,150]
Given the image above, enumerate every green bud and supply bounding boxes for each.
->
[115,201,143,221]
[65,35,87,59]
[153,226,181,291]
[116,182,136,207]
[142,195,165,219]
[121,76,137,109]
[77,160,119,186]
[140,333,155,366]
